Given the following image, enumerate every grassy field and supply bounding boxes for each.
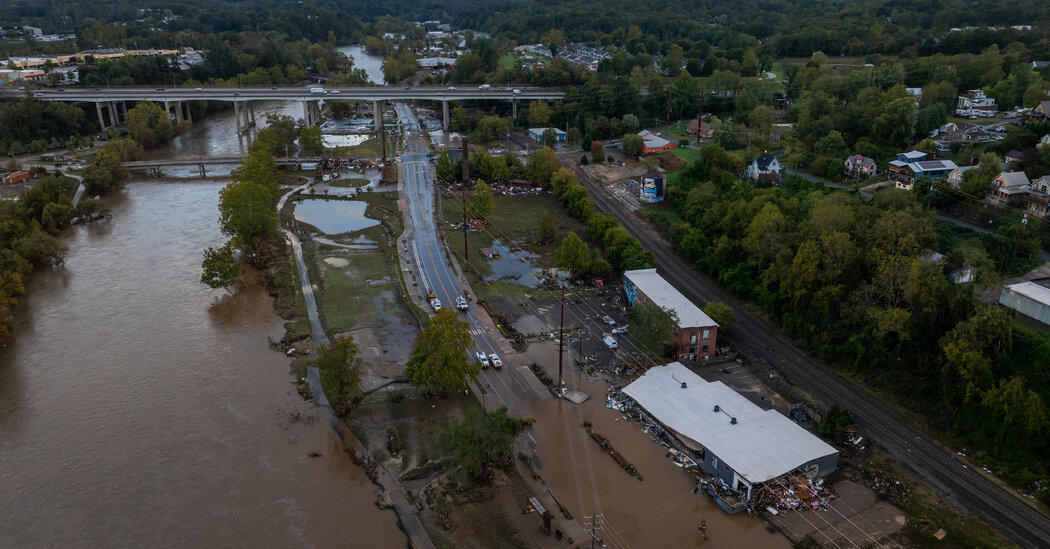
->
[948,117,995,126]
[334,133,399,158]
[301,191,412,334]
[328,177,369,188]
[673,147,701,163]
[498,55,517,69]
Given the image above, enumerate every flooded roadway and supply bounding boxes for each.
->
[0,104,404,547]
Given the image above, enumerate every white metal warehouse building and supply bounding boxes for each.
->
[999,279,1050,325]
[623,363,838,502]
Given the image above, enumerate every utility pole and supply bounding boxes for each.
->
[696,87,703,145]
[666,87,673,126]
[558,284,565,395]
[462,185,469,260]
[462,137,470,260]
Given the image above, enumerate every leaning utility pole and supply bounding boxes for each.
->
[558,284,565,395]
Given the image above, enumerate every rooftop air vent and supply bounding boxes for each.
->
[713,405,720,413]
[730,417,738,425]
[681,382,687,389]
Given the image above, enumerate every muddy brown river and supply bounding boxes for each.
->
[0,104,404,547]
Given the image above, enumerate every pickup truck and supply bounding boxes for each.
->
[456,296,468,311]
[602,315,616,326]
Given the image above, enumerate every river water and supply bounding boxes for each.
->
[337,45,384,84]
[0,104,404,547]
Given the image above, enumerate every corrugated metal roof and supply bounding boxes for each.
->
[622,363,837,484]
[1005,281,1050,306]
[623,269,716,328]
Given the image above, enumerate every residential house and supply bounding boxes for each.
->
[1038,134,1050,149]
[956,89,998,117]
[986,171,1031,206]
[889,153,958,190]
[687,119,713,139]
[1033,61,1050,70]
[1031,101,1050,120]
[22,26,42,37]
[1027,176,1050,219]
[527,127,567,142]
[939,121,993,143]
[1005,150,1024,164]
[622,269,719,360]
[637,130,677,155]
[843,154,877,180]
[745,153,783,185]
[947,165,976,189]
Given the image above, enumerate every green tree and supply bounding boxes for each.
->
[200,243,242,288]
[405,308,477,393]
[628,301,679,355]
[217,180,279,250]
[528,100,551,126]
[703,301,734,334]
[436,150,460,182]
[231,141,279,201]
[471,180,495,219]
[537,211,558,244]
[531,147,560,184]
[314,336,364,415]
[541,128,557,149]
[438,406,532,485]
[621,133,643,156]
[126,101,173,149]
[299,125,324,157]
[555,231,590,277]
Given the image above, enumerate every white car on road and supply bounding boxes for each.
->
[476,351,490,368]
[611,325,629,334]
[602,315,616,326]
[456,296,468,311]
[488,354,503,369]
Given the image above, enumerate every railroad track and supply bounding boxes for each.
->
[580,174,1050,548]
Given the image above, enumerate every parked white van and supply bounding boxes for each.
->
[603,336,618,349]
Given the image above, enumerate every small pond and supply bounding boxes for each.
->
[484,239,543,287]
[293,199,380,234]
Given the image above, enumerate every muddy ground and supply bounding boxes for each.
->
[347,395,564,549]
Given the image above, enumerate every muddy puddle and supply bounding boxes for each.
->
[293,199,380,234]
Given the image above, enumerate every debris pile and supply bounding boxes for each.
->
[582,421,643,481]
[754,474,835,512]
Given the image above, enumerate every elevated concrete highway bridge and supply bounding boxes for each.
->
[0,86,565,134]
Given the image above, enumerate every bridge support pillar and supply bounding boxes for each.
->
[110,102,120,125]
[373,100,382,132]
[117,101,127,122]
[511,97,517,120]
[96,102,107,130]
[247,101,256,127]
[234,101,244,133]
[175,101,184,123]
[442,100,449,130]
[184,101,192,123]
